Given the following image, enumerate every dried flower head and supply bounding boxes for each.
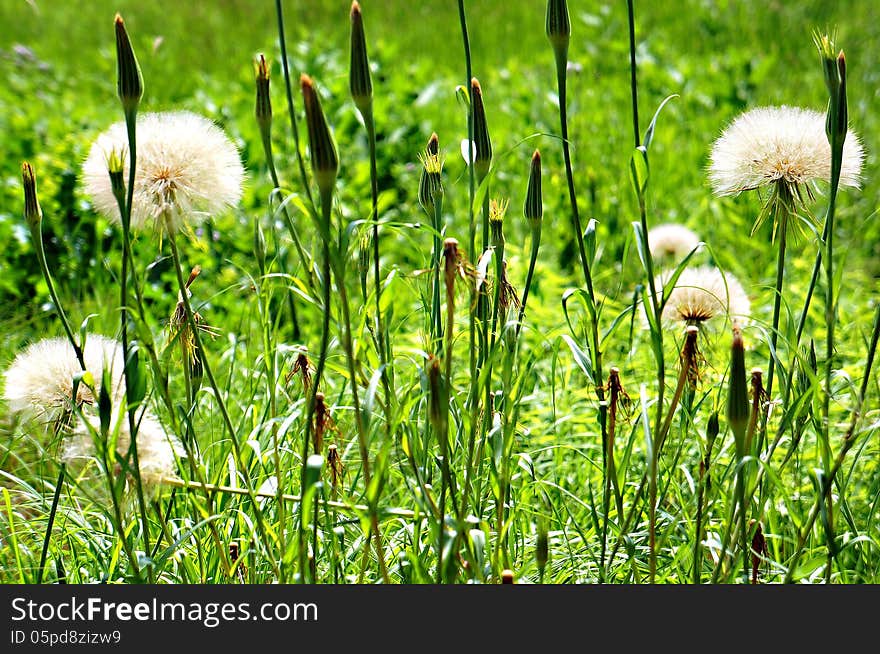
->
[653,266,750,327]
[708,105,863,197]
[4,335,124,430]
[647,223,701,260]
[83,111,244,234]
[167,266,220,364]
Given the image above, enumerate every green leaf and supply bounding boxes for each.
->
[643,94,679,151]
[561,334,593,385]
[629,146,649,199]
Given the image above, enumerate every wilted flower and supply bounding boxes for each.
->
[653,266,750,327]
[3,335,123,429]
[83,111,244,234]
[647,223,701,260]
[708,105,863,197]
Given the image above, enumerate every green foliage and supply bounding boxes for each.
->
[0,0,878,584]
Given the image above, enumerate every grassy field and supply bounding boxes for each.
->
[0,0,878,584]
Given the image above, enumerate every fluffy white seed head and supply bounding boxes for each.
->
[653,266,751,327]
[65,411,182,488]
[83,111,244,234]
[3,335,124,427]
[647,223,701,260]
[708,106,864,196]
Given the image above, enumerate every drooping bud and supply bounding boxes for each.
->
[300,74,339,197]
[114,14,143,115]
[418,133,443,218]
[545,0,571,61]
[255,54,272,135]
[524,149,543,232]
[327,443,344,488]
[727,326,750,458]
[349,1,373,114]
[21,162,42,230]
[471,78,492,180]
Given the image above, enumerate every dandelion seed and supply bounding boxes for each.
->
[82,111,244,235]
[653,266,750,327]
[3,335,124,429]
[708,105,863,197]
[647,223,701,260]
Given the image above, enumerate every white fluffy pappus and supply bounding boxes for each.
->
[647,223,702,260]
[65,411,182,487]
[708,106,864,196]
[3,335,124,425]
[652,266,751,327]
[82,111,244,234]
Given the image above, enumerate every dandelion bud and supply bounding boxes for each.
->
[443,238,460,301]
[300,74,339,196]
[814,33,839,100]
[545,0,571,60]
[254,54,272,135]
[327,443,344,488]
[107,148,126,202]
[21,162,42,230]
[727,326,750,458]
[524,150,543,231]
[418,133,443,218]
[114,14,143,115]
[471,78,492,180]
[501,569,515,584]
[349,1,373,114]
[489,198,508,253]
[834,51,848,144]
[706,411,719,452]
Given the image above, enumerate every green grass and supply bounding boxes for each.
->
[0,0,878,584]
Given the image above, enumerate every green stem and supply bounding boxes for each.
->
[165,217,279,580]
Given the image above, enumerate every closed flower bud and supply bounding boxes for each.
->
[21,162,42,230]
[426,355,447,439]
[255,54,272,134]
[501,569,515,584]
[106,147,126,201]
[706,411,719,452]
[349,1,373,114]
[114,14,143,115]
[545,0,571,57]
[524,149,543,231]
[471,78,492,180]
[834,51,848,144]
[727,326,750,458]
[489,198,508,252]
[418,133,443,218]
[300,74,339,196]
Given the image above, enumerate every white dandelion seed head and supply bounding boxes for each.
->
[708,105,864,196]
[64,411,182,489]
[647,223,702,260]
[83,111,244,234]
[652,266,751,327]
[3,335,124,426]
